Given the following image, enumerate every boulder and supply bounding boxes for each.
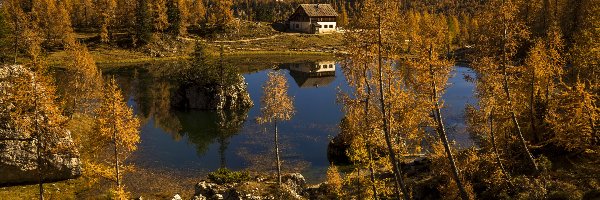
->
[282,173,306,195]
[195,181,227,198]
[192,194,207,200]
[0,65,81,185]
[172,194,182,200]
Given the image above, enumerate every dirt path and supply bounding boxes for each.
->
[178,33,300,43]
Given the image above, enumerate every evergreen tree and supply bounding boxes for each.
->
[135,0,153,44]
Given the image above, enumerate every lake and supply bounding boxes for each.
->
[110,58,476,183]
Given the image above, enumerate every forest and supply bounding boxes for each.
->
[0,0,598,199]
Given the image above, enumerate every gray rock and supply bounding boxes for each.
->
[212,194,224,200]
[282,173,306,195]
[172,194,182,200]
[195,181,229,199]
[0,65,81,185]
[192,194,207,200]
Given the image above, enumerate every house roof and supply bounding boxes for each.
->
[299,4,338,17]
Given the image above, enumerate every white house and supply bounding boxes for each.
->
[288,4,338,34]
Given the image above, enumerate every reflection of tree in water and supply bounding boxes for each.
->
[107,60,253,168]
[174,108,249,164]
[237,130,310,174]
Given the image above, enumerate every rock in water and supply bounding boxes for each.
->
[171,74,253,111]
[0,65,81,185]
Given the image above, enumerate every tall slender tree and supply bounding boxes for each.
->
[257,71,295,185]
[95,77,141,198]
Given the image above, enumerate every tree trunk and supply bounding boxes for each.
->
[530,69,538,143]
[501,6,539,172]
[376,14,410,200]
[428,45,469,200]
[275,120,282,185]
[489,109,513,187]
[13,16,19,64]
[363,64,378,200]
[113,100,120,188]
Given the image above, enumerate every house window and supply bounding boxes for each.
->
[295,24,300,29]
[330,25,334,28]
[329,64,334,68]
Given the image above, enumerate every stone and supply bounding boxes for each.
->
[192,194,207,200]
[0,65,81,185]
[195,181,219,197]
[172,194,182,200]
[282,173,306,195]
[212,194,224,200]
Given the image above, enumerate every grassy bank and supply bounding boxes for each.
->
[47,29,343,68]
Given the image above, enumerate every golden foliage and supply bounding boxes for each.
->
[257,71,294,124]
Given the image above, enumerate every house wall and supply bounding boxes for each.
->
[316,22,337,34]
[290,21,312,33]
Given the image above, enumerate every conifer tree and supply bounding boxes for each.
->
[135,0,153,44]
[95,78,141,197]
[153,0,170,32]
[257,71,294,185]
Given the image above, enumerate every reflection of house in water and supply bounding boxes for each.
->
[281,61,336,88]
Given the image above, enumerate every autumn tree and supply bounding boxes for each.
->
[135,0,153,44]
[208,0,234,28]
[256,71,294,185]
[0,9,10,63]
[63,42,102,116]
[153,0,170,32]
[167,0,190,36]
[471,0,539,174]
[410,11,472,200]
[98,0,117,42]
[95,78,141,197]
[188,0,206,26]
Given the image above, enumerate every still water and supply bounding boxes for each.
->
[114,58,476,183]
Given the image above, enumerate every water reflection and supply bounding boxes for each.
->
[98,59,475,183]
[278,60,336,88]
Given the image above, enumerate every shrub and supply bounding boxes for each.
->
[208,168,251,184]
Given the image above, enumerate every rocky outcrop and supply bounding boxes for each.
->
[0,135,81,185]
[193,173,309,200]
[0,65,81,185]
[171,74,253,111]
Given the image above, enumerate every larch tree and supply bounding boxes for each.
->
[256,71,294,185]
[188,0,206,26]
[63,42,102,116]
[472,0,539,174]
[95,77,141,198]
[135,0,153,44]
[98,0,117,42]
[407,11,472,200]
[153,0,170,32]
[208,0,234,28]
[346,0,412,199]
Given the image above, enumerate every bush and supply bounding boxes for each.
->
[208,168,251,184]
